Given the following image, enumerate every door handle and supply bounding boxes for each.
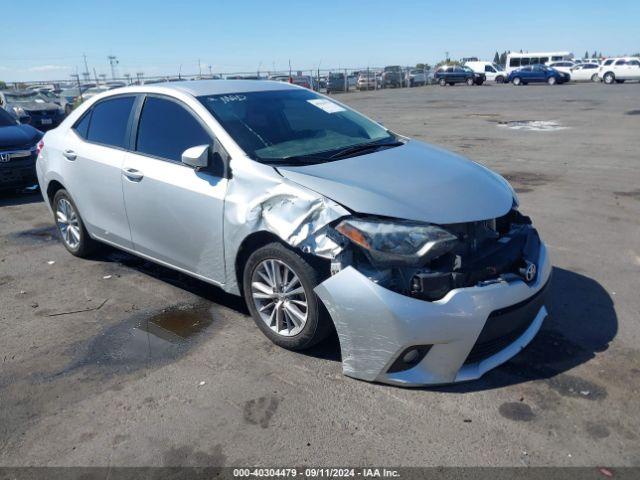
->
[63,149,77,161]
[122,167,144,182]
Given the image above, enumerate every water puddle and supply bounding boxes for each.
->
[498,120,567,131]
[61,304,214,375]
[10,225,59,244]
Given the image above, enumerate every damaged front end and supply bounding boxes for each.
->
[314,207,550,386]
[326,208,541,302]
[222,158,548,386]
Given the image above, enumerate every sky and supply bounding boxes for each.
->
[2,0,639,82]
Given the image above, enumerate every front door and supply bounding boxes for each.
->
[121,95,228,283]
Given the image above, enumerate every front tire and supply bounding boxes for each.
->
[466,77,474,86]
[243,242,332,350]
[52,189,97,257]
[547,76,557,85]
[603,72,615,84]
[439,78,446,86]
[512,77,522,86]
[496,76,505,84]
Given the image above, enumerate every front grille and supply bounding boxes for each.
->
[0,165,37,187]
[463,280,549,365]
[27,109,58,117]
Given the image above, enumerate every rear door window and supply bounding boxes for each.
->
[86,96,135,148]
[135,96,211,163]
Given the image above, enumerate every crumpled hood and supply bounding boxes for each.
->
[0,124,41,149]
[276,140,514,224]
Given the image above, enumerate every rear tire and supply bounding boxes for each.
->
[52,189,98,258]
[243,242,332,351]
[591,73,600,82]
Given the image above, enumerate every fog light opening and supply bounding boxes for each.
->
[387,345,432,373]
[402,349,420,364]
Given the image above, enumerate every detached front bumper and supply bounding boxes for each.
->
[315,241,551,386]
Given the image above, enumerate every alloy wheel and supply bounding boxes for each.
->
[251,259,308,337]
[56,198,81,250]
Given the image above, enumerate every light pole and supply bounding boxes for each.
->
[107,55,118,80]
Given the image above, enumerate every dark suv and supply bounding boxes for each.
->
[381,66,404,88]
[326,73,348,93]
[0,108,43,191]
[434,65,485,86]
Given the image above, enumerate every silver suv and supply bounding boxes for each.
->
[37,80,550,386]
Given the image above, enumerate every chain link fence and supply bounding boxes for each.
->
[7,65,435,95]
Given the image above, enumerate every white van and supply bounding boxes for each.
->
[506,52,573,73]
[464,61,508,83]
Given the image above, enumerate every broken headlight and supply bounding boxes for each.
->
[335,217,459,267]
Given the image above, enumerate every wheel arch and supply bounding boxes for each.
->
[46,179,66,207]
[234,230,331,300]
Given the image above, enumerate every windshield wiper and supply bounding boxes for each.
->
[329,140,404,159]
[259,155,331,166]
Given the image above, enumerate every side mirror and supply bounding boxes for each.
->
[182,144,209,169]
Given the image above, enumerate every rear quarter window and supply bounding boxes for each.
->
[73,111,92,139]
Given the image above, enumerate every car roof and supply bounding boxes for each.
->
[110,80,300,97]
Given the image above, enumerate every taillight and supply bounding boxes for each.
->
[36,139,44,157]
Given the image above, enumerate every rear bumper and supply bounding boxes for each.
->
[315,241,551,386]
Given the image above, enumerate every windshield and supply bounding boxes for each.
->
[0,108,17,127]
[5,92,43,104]
[198,89,395,163]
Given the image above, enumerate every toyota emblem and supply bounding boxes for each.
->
[524,262,537,282]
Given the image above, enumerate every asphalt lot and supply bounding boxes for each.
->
[1,82,639,467]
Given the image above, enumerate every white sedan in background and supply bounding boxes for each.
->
[569,63,601,82]
[547,61,575,75]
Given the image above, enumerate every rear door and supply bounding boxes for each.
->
[613,59,627,78]
[121,94,228,282]
[64,95,136,248]
[452,67,465,83]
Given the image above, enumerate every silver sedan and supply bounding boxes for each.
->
[36,80,550,386]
